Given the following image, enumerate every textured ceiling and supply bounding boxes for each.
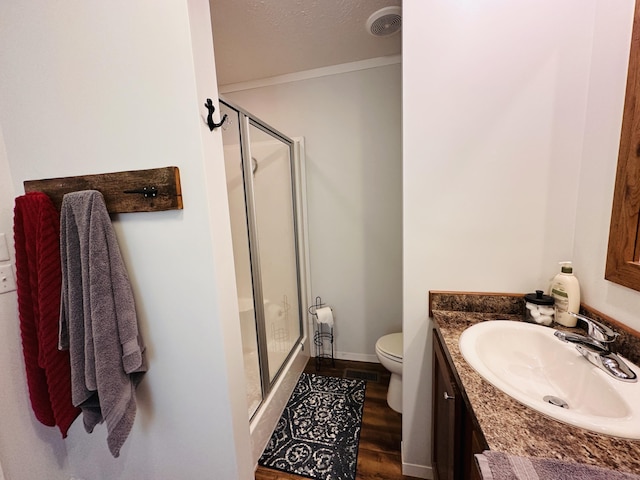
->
[210,0,402,86]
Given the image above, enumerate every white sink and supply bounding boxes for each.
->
[459,320,640,439]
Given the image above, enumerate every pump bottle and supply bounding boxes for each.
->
[549,261,580,327]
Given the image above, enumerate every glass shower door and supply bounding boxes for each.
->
[220,102,263,418]
[220,98,303,419]
[247,122,301,382]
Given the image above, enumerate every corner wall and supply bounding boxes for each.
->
[0,127,66,479]
[402,0,618,475]
[573,0,639,332]
[0,1,251,478]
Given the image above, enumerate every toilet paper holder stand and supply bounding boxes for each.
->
[309,296,334,370]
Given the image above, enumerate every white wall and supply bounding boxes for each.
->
[0,1,252,479]
[403,0,633,476]
[574,0,640,332]
[222,63,403,362]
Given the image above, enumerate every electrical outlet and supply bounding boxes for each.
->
[0,264,16,293]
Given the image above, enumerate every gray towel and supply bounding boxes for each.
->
[476,451,640,480]
[59,190,147,458]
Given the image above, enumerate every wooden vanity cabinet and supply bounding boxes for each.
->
[432,330,488,480]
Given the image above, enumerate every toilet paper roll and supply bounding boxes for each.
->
[315,306,334,327]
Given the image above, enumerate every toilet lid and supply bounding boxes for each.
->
[377,333,403,360]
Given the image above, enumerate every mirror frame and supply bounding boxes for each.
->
[606,0,640,292]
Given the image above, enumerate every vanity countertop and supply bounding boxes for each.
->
[433,309,640,475]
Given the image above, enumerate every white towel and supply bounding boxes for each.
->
[316,306,334,327]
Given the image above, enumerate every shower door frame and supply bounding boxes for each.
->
[220,97,306,412]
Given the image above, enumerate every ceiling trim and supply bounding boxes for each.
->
[219,54,402,93]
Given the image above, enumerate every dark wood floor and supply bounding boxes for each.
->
[254,359,421,480]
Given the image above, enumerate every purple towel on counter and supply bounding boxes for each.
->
[59,190,147,458]
[476,451,640,480]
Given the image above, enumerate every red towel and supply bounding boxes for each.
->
[14,192,80,437]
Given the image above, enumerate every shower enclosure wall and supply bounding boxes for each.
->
[219,98,309,425]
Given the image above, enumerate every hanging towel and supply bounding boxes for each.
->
[475,451,640,480]
[13,192,80,437]
[59,190,147,458]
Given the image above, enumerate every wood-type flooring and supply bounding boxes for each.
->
[254,358,421,480]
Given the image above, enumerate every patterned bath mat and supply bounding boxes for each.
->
[258,372,366,480]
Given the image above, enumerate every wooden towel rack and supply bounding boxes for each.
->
[24,166,183,214]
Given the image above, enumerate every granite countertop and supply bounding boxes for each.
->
[433,310,640,475]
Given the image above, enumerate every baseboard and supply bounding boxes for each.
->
[309,347,379,364]
[335,351,379,363]
[402,462,432,479]
[401,441,432,479]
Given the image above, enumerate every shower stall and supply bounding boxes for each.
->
[219,98,309,425]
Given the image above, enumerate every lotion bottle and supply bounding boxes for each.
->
[549,261,580,327]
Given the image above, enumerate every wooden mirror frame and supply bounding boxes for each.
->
[606,0,640,291]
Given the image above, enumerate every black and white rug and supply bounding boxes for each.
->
[258,372,366,480]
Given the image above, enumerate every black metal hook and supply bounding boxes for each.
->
[204,98,227,131]
[123,186,158,198]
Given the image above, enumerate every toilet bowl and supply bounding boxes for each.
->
[375,333,403,413]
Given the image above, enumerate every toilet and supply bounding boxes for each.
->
[375,333,403,413]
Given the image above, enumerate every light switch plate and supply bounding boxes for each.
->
[0,233,9,262]
[0,264,16,293]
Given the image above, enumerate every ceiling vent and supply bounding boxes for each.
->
[366,6,402,37]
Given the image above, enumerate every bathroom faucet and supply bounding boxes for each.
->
[568,311,618,343]
[554,312,637,383]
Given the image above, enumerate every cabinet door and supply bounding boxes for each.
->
[432,334,460,480]
[461,400,488,480]
[466,428,486,480]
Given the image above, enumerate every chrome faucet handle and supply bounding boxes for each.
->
[568,312,619,343]
[553,331,608,353]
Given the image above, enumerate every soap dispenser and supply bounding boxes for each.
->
[549,261,580,327]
